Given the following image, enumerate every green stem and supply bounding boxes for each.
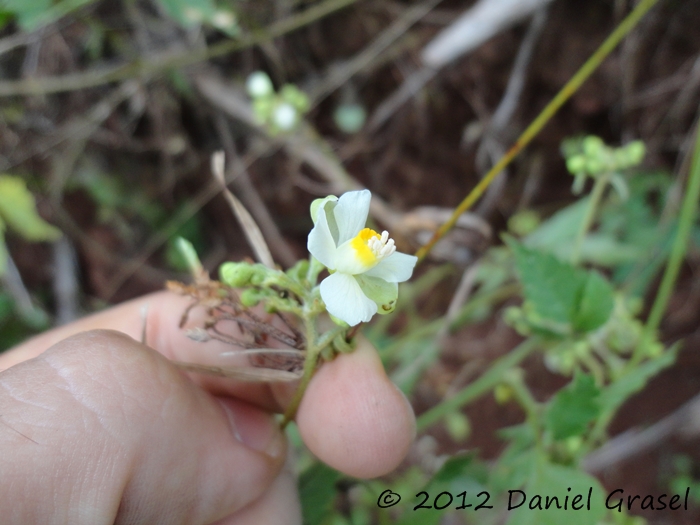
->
[0,0,358,97]
[280,321,346,428]
[584,117,700,451]
[631,114,700,365]
[415,0,660,263]
[570,173,610,265]
[507,372,541,433]
[416,338,539,432]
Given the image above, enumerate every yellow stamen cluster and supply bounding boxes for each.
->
[366,229,396,260]
[350,228,395,266]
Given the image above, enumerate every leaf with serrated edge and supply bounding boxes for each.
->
[545,373,600,440]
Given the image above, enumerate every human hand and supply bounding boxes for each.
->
[0,292,415,524]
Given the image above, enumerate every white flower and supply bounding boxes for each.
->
[307,189,417,326]
[272,102,298,130]
[246,71,273,98]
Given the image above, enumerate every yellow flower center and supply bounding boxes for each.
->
[349,227,396,267]
[350,228,382,266]
[334,228,397,275]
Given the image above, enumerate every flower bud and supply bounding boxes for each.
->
[219,262,256,287]
[246,71,274,98]
[240,288,265,307]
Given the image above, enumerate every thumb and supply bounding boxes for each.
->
[0,330,286,525]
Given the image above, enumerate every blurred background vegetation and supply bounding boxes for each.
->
[1,0,700,523]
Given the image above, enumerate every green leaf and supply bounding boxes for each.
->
[2,0,95,30]
[572,271,614,332]
[525,198,589,252]
[0,176,61,242]
[508,239,614,332]
[156,0,239,34]
[491,425,538,492]
[299,461,341,525]
[545,373,600,440]
[397,454,483,525]
[1,0,50,29]
[599,347,677,414]
[524,198,642,268]
[157,0,215,25]
[508,239,584,325]
[506,459,606,525]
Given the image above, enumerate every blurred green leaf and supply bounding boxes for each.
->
[508,240,614,332]
[545,373,600,440]
[299,461,341,525]
[1,0,50,29]
[525,198,645,268]
[508,239,583,325]
[158,0,216,26]
[3,0,95,30]
[397,454,482,525]
[572,270,614,332]
[156,0,238,35]
[0,175,61,243]
[506,459,606,525]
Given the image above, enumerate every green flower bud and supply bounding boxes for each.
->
[508,210,540,236]
[286,259,310,282]
[333,103,366,134]
[585,158,604,175]
[253,98,273,122]
[625,140,645,166]
[240,288,264,307]
[564,436,583,454]
[494,384,513,404]
[582,135,605,157]
[280,84,310,112]
[174,237,203,275]
[566,154,586,175]
[445,412,471,442]
[219,262,256,287]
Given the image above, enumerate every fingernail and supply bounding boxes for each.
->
[218,398,285,458]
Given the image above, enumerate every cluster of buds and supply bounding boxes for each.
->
[246,71,310,135]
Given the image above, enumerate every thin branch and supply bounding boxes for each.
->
[415,0,662,262]
[0,0,359,97]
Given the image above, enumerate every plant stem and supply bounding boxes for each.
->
[0,0,359,97]
[416,338,539,432]
[630,114,700,365]
[415,0,660,263]
[570,174,610,265]
[507,372,541,432]
[280,321,346,428]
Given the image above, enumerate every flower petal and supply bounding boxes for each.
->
[356,275,398,315]
[307,207,337,269]
[333,189,371,245]
[310,195,338,224]
[320,272,377,326]
[364,251,417,282]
